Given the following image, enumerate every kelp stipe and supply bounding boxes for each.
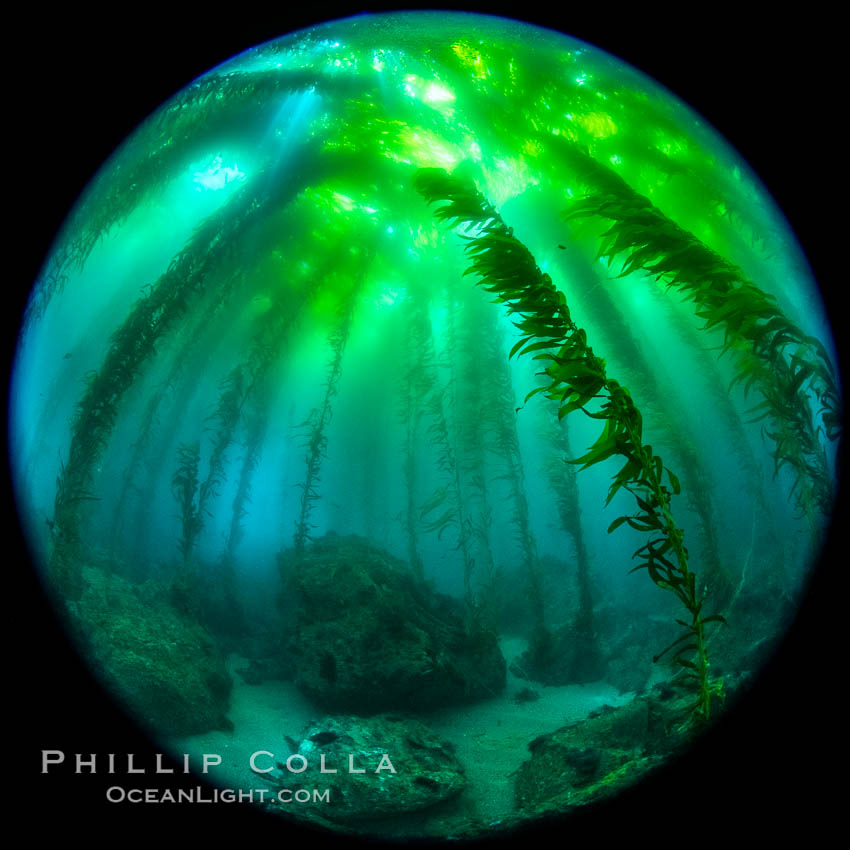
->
[395,281,437,582]
[172,441,202,567]
[441,282,499,625]
[536,403,605,681]
[221,402,267,570]
[414,166,724,723]
[198,366,245,521]
[293,288,357,554]
[420,320,477,617]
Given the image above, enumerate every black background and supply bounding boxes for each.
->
[10,3,843,845]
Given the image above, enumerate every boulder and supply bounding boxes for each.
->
[284,534,505,712]
[514,684,696,813]
[258,713,466,823]
[510,620,608,686]
[70,566,233,736]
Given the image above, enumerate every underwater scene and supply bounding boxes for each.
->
[12,7,843,843]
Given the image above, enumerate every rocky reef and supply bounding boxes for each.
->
[283,534,506,713]
[512,673,747,818]
[258,713,466,825]
[67,566,232,736]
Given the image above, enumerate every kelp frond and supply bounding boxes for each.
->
[558,144,840,519]
[415,165,723,724]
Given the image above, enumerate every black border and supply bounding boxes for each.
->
[11,3,843,844]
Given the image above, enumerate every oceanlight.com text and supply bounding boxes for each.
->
[105,786,331,804]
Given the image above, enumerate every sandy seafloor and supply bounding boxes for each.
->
[168,637,637,837]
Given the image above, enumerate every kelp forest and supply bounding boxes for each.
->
[11,12,842,840]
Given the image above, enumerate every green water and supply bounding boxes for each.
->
[12,10,841,841]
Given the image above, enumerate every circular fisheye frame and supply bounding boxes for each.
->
[14,10,841,843]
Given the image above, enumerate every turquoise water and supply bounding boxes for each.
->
[14,8,843,843]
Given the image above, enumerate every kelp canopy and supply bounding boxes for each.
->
[11,11,840,737]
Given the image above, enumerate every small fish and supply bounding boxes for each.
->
[63,352,72,359]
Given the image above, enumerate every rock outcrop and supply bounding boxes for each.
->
[259,713,466,823]
[284,534,506,712]
[70,566,232,736]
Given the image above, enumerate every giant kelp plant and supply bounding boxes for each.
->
[415,166,725,719]
[11,10,841,839]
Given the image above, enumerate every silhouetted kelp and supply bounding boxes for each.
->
[49,159,317,597]
[536,403,605,681]
[172,441,203,567]
[293,286,359,554]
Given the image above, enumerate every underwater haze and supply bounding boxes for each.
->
[12,8,843,843]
